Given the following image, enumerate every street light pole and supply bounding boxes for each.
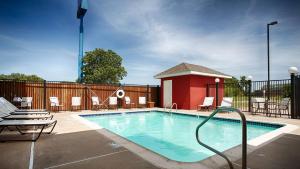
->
[267,21,278,102]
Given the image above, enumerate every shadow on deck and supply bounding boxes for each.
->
[222,134,300,169]
[0,130,161,169]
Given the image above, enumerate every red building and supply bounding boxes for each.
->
[154,63,232,110]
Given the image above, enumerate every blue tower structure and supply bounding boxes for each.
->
[77,0,88,81]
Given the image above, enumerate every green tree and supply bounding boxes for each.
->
[0,73,44,81]
[81,48,127,83]
[224,76,248,96]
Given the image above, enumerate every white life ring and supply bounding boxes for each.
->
[116,89,125,98]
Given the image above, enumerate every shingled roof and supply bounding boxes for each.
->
[154,63,231,79]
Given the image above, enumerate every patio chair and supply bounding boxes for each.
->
[125,96,135,109]
[109,97,118,109]
[0,117,57,142]
[278,98,290,117]
[198,97,214,111]
[20,97,32,109]
[268,98,290,117]
[13,97,22,102]
[0,97,49,115]
[49,97,63,112]
[72,97,81,111]
[13,97,22,107]
[251,97,266,115]
[91,96,104,110]
[138,97,146,108]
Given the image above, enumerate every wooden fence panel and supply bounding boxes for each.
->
[0,80,160,111]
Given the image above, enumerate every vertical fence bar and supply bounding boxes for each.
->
[296,76,300,118]
[85,86,88,110]
[290,73,295,119]
[156,85,160,107]
[147,84,149,102]
[43,80,47,109]
[216,82,219,108]
[248,80,252,112]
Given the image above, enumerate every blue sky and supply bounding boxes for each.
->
[0,0,299,84]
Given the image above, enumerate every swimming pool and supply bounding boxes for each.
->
[81,111,283,162]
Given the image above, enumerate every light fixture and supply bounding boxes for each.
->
[246,75,253,81]
[215,78,220,83]
[268,21,278,25]
[288,67,299,74]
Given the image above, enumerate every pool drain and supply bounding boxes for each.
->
[110,142,121,149]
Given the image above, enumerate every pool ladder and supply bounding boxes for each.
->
[195,107,247,169]
[164,103,178,115]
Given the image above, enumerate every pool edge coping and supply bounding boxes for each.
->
[71,109,299,169]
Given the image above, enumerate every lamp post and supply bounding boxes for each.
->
[267,21,278,102]
[215,78,220,108]
[289,67,298,119]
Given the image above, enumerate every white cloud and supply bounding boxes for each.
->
[2,0,299,84]
[90,0,300,83]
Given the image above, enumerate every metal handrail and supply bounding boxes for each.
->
[195,107,247,169]
[164,103,177,114]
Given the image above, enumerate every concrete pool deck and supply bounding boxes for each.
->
[1,108,300,169]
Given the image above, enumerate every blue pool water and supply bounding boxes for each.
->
[82,111,282,162]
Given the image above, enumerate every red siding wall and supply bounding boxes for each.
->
[160,75,224,110]
[160,75,191,109]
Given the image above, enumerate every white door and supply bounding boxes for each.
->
[163,80,172,107]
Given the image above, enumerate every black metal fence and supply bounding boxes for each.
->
[207,79,293,117]
[207,83,249,111]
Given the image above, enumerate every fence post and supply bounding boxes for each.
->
[248,80,252,112]
[147,84,149,102]
[85,86,88,110]
[43,80,47,110]
[215,79,219,108]
[156,85,160,107]
[290,73,295,119]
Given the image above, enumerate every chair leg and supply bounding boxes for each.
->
[45,121,57,134]
[32,125,46,142]
[0,127,6,134]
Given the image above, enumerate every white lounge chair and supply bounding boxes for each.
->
[72,97,81,110]
[109,97,118,109]
[217,97,233,113]
[219,97,233,107]
[138,97,146,108]
[0,117,57,142]
[0,97,48,115]
[20,97,32,109]
[49,97,63,111]
[125,96,135,108]
[198,97,214,111]
[0,105,53,120]
[91,96,104,110]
